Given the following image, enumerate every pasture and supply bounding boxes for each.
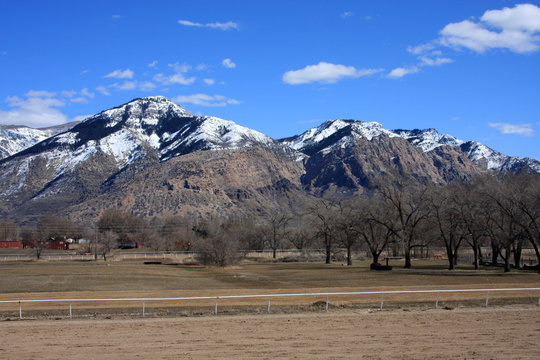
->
[0,255,539,318]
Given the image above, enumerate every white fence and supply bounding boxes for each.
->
[1,287,539,320]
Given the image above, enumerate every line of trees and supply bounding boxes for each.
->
[1,173,539,271]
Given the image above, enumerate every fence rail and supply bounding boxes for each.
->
[1,287,539,320]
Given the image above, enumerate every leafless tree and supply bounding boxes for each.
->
[357,198,394,265]
[429,184,468,270]
[309,200,339,264]
[97,230,118,261]
[262,209,292,259]
[374,177,430,268]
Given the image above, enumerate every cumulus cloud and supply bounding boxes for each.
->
[203,78,216,85]
[173,94,240,107]
[283,62,382,85]
[489,122,534,136]
[222,58,236,68]
[341,11,354,18]
[440,4,540,53]
[387,66,420,79]
[103,68,134,79]
[178,20,238,30]
[148,60,158,68]
[0,92,68,127]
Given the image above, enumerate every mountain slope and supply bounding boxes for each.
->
[0,122,78,159]
[0,96,277,220]
[0,96,538,223]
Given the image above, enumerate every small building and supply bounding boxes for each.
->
[0,240,23,249]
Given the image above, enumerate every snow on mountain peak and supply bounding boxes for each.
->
[282,119,398,154]
[393,128,464,152]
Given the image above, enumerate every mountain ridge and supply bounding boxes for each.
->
[0,96,538,223]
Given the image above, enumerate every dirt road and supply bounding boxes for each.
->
[1,306,539,359]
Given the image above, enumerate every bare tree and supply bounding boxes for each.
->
[97,230,118,261]
[374,177,430,268]
[309,200,339,264]
[262,209,292,259]
[334,201,360,266]
[357,198,394,265]
[192,217,242,266]
[429,184,468,270]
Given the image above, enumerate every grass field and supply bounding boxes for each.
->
[0,256,539,318]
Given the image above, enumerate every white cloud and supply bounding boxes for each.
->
[154,73,196,85]
[178,20,238,30]
[481,3,540,32]
[153,63,196,85]
[96,86,111,96]
[25,90,56,98]
[112,14,122,19]
[489,122,534,136]
[419,56,453,66]
[139,81,157,91]
[203,78,216,85]
[61,90,77,98]
[173,94,240,107]
[70,97,88,104]
[148,60,158,68]
[111,81,137,91]
[80,88,94,98]
[0,93,68,127]
[283,62,382,85]
[439,4,540,53]
[341,11,354,18]
[104,69,134,79]
[387,66,420,79]
[168,63,191,73]
[222,58,236,68]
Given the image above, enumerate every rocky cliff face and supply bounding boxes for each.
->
[0,96,538,223]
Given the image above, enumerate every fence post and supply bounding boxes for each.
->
[215,297,218,315]
[142,301,145,317]
[435,292,440,309]
[485,290,490,307]
[380,293,384,310]
[325,296,329,312]
[69,302,72,319]
[19,301,22,319]
[267,297,271,313]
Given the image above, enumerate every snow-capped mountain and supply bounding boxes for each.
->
[279,119,398,156]
[0,96,538,222]
[7,96,273,173]
[281,120,540,174]
[392,128,464,153]
[0,122,77,159]
[0,96,276,210]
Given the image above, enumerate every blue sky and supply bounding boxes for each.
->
[1,0,539,160]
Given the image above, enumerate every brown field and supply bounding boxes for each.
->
[0,256,539,358]
[1,306,539,359]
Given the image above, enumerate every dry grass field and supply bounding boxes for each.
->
[0,256,539,359]
[0,256,539,316]
[1,306,539,359]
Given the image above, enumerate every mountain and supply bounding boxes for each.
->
[280,121,540,175]
[280,120,484,194]
[393,128,540,173]
[0,96,538,223]
[0,97,283,222]
[0,122,78,159]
